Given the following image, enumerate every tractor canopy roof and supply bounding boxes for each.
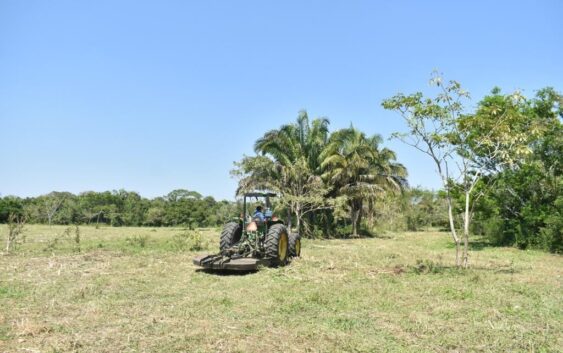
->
[243,192,277,198]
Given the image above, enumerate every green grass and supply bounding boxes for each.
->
[1,225,561,352]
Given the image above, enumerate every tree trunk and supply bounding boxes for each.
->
[462,190,471,268]
[455,239,461,267]
[295,203,302,234]
[286,208,292,231]
[436,161,461,268]
[445,193,461,267]
[351,208,360,237]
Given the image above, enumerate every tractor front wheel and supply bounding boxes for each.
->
[264,224,289,266]
[220,222,242,251]
[289,233,301,257]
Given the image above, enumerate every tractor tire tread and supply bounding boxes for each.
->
[289,232,301,257]
[264,224,289,266]
[220,222,242,251]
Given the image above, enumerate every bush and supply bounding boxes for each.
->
[44,225,81,253]
[5,214,26,253]
[125,234,149,248]
[410,259,444,274]
[170,229,207,251]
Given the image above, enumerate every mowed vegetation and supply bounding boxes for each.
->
[1,225,561,353]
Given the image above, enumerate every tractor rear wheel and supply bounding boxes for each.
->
[264,224,289,266]
[220,222,242,251]
[289,232,301,257]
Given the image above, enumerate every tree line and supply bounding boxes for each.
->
[0,189,237,228]
[0,186,446,233]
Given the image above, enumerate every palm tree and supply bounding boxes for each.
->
[321,127,407,237]
[254,110,329,173]
[235,111,331,232]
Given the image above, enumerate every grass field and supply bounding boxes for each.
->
[1,225,561,353]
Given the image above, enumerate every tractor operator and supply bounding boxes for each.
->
[253,205,265,222]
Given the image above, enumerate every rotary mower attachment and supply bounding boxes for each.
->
[193,254,271,271]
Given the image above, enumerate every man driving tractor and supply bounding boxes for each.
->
[253,205,265,222]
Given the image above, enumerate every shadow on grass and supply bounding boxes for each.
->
[321,229,394,240]
[316,233,394,241]
[404,259,521,275]
[195,268,258,276]
[444,238,492,251]
[362,232,394,240]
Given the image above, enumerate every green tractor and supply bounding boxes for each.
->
[193,192,301,271]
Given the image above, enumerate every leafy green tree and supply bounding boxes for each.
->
[41,192,68,226]
[385,73,561,265]
[382,73,470,266]
[401,188,448,231]
[451,87,549,262]
[144,197,167,226]
[470,88,562,252]
[52,193,80,224]
[78,191,115,226]
[113,190,147,226]
[321,127,407,237]
[384,74,528,266]
[0,196,24,222]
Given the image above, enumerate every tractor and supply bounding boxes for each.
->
[193,192,301,271]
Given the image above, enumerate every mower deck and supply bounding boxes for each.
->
[193,254,270,271]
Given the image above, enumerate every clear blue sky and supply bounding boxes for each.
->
[1,0,561,201]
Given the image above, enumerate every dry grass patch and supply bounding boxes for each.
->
[0,225,561,352]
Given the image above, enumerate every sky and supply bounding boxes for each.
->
[1,0,562,201]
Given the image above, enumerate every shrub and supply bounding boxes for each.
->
[410,259,444,274]
[5,214,26,253]
[170,229,207,251]
[44,225,82,253]
[125,234,149,248]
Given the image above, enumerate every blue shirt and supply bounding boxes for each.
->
[253,210,265,222]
